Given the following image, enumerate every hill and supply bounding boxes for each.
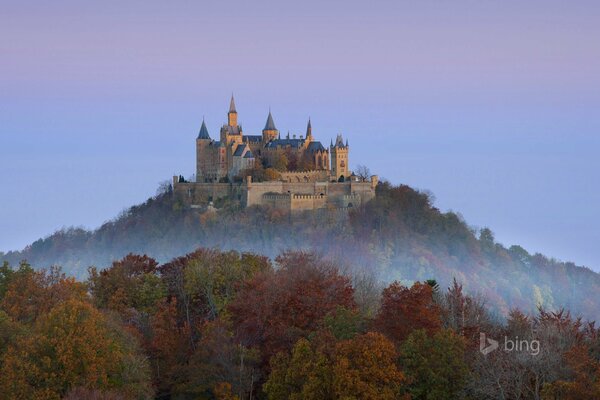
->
[2,181,599,320]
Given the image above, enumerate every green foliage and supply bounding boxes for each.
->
[264,338,333,400]
[322,306,364,340]
[400,329,469,400]
[88,254,165,314]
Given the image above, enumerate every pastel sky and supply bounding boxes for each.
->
[1,0,599,269]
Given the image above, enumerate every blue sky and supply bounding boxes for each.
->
[1,0,599,269]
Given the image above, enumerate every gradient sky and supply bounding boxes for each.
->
[1,0,599,269]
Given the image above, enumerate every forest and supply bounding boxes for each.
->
[2,182,600,321]
[1,249,598,399]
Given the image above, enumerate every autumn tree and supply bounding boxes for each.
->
[264,338,334,400]
[373,281,442,345]
[441,278,491,344]
[333,332,408,400]
[542,344,600,399]
[1,265,87,324]
[147,298,192,397]
[173,319,261,400]
[264,332,407,400]
[88,254,164,314]
[0,299,153,399]
[228,251,355,365]
[160,249,271,340]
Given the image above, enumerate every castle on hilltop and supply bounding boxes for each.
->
[173,95,377,211]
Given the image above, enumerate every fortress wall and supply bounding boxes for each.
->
[261,193,291,209]
[173,176,377,210]
[349,181,377,202]
[173,180,244,205]
[290,194,328,211]
[279,170,329,183]
[245,181,285,207]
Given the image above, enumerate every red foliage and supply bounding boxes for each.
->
[373,281,441,344]
[227,251,355,365]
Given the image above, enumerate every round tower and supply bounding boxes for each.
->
[196,119,211,182]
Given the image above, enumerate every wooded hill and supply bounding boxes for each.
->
[2,181,599,321]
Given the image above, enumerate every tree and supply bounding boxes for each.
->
[441,278,491,343]
[373,281,442,345]
[542,344,600,399]
[0,299,153,399]
[264,338,333,400]
[228,251,355,365]
[400,329,469,400]
[333,332,408,400]
[1,265,87,324]
[148,298,191,397]
[174,319,261,400]
[271,153,289,171]
[355,165,371,181]
[264,332,407,400]
[88,254,164,314]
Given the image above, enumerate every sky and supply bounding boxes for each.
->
[1,0,599,269]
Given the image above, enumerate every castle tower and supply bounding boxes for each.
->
[330,134,349,181]
[227,94,238,127]
[196,119,211,182]
[262,110,278,142]
[305,118,313,143]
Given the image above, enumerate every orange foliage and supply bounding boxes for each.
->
[334,332,409,400]
[1,266,87,324]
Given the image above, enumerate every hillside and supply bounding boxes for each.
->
[2,181,599,320]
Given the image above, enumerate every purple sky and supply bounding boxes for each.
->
[1,1,599,269]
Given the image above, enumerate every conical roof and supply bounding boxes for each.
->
[229,94,237,113]
[197,119,210,139]
[263,110,277,131]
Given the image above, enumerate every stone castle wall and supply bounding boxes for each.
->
[173,175,377,211]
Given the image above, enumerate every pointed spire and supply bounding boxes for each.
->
[330,138,333,147]
[306,118,312,137]
[263,110,277,131]
[229,94,237,113]
[197,118,210,139]
[345,139,349,147]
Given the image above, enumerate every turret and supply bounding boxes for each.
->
[227,94,237,127]
[305,118,313,142]
[262,110,278,142]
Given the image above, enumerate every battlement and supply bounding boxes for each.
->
[279,170,330,183]
[172,176,377,212]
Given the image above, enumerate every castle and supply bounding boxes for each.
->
[173,95,377,211]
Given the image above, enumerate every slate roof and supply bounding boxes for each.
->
[333,134,348,148]
[243,135,262,143]
[265,138,305,149]
[229,95,237,113]
[222,125,241,135]
[233,144,246,156]
[244,150,254,158]
[307,141,325,152]
[264,111,277,131]
[197,120,210,139]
